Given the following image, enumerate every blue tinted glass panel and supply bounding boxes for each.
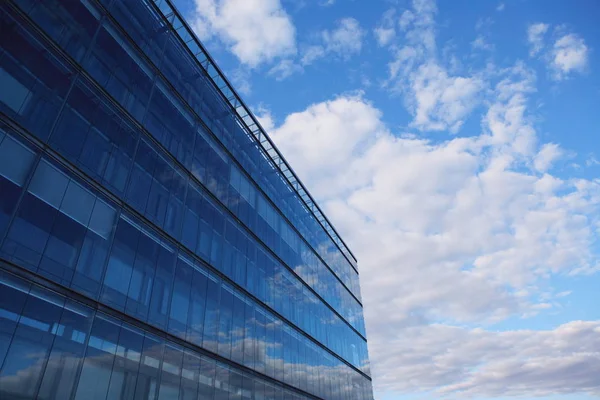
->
[101,218,139,310]
[0,9,73,141]
[37,301,94,400]
[0,133,36,186]
[74,315,121,400]
[0,286,64,398]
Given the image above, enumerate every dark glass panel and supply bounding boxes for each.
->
[106,323,144,400]
[101,218,140,310]
[147,245,175,330]
[217,286,233,359]
[0,286,65,399]
[0,271,31,371]
[202,275,220,353]
[1,193,57,273]
[74,315,121,400]
[37,301,94,400]
[0,8,73,141]
[125,231,160,321]
[179,351,200,400]
[198,356,215,400]
[157,344,183,400]
[133,334,162,400]
[0,132,35,236]
[167,258,193,338]
[186,266,207,347]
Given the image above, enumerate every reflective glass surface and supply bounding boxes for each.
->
[0,0,373,399]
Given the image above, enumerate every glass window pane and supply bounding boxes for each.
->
[147,246,175,330]
[0,66,31,113]
[168,257,193,338]
[0,286,65,399]
[198,357,215,400]
[186,267,207,347]
[74,314,121,400]
[0,271,31,369]
[180,351,200,400]
[88,199,116,240]
[106,323,144,400]
[60,180,96,227]
[101,218,139,310]
[0,134,35,186]
[134,334,162,400]
[1,192,57,272]
[158,345,182,400]
[29,160,69,209]
[37,301,94,400]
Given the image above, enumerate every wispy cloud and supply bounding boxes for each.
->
[527,23,549,57]
[373,9,396,47]
[384,0,485,133]
[301,17,365,65]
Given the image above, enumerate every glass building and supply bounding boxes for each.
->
[0,0,373,399]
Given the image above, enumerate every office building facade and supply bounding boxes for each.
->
[0,0,373,399]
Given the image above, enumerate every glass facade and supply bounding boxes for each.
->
[0,0,373,399]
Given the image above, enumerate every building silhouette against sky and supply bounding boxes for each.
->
[0,0,373,399]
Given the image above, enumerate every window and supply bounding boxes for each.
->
[0,133,35,235]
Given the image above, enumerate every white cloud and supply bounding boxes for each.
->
[527,24,590,80]
[301,17,365,65]
[301,45,326,65]
[534,142,563,172]
[374,26,395,48]
[471,35,494,51]
[497,2,505,11]
[269,59,600,397]
[373,9,396,47]
[319,0,335,6]
[410,62,484,132]
[191,0,296,67]
[527,23,549,57]
[386,0,484,133]
[551,33,589,80]
[268,94,384,198]
[372,321,600,397]
[229,68,252,95]
[268,59,303,80]
[254,106,275,132]
[322,17,364,56]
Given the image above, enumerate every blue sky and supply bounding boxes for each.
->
[176,0,600,398]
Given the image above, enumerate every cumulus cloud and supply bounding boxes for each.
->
[269,59,600,397]
[527,23,590,80]
[267,94,384,198]
[410,62,484,132]
[551,33,589,80]
[191,0,296,67]
[386,0,484,133]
